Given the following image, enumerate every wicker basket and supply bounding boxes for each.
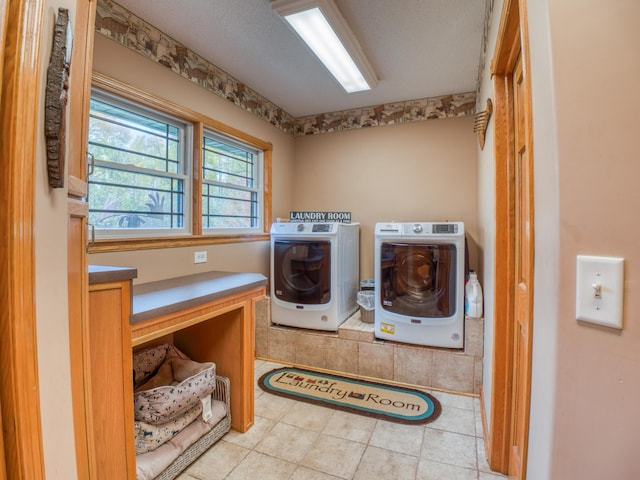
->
[154,375,231,480]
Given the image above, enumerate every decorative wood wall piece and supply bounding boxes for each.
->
[474,98,493,150]
[45,8,73,188]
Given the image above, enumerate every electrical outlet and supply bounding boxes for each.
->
[194,251,207,264]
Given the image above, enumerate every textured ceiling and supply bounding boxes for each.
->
[112,0,486,118]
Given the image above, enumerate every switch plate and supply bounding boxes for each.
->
[576,255,624,329]
[194,251,207,264]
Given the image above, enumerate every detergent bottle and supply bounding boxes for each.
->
[465,270,483,318]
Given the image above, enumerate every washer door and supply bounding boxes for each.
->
[273,240,331,304]
[380,242,457,318]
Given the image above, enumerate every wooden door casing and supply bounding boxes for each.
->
[509,54,534,479]
[0,0,46,477]
[487,0,535,478]
[67,0,99,477]
[0,1,9,475]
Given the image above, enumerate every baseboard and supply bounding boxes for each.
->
[479,386,491,458]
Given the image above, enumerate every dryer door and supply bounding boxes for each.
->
[273,240,331,304]
[380,242,457,318]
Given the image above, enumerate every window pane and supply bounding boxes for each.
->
[88,91,189,237]
[202,184,257,229]
[202,131,261,232]
[202,137,255,187]
[89,165,184,229]
[89,97,180,174]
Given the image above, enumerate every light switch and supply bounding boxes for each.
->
[576,255,624,329]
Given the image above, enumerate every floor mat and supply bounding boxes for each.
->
[258,367,441,425]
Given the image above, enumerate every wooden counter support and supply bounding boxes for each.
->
[87,266,138,479]
[130,272,267,433]
[88,281,136,477]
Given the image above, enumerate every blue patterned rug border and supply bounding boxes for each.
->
[259,367,441,425]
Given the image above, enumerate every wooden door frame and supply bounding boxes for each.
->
[67,1,97,477]
[0,1,9,476]
[486,0,534,475]
[0,0,46,478]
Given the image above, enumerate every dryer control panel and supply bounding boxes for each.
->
[432,223,459,234]
[375,222,463,237]
[312,223,333,232]
[271,222,345,235]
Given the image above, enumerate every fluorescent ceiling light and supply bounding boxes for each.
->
[272,0,378,93]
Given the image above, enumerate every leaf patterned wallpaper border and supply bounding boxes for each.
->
[95,0,477,137]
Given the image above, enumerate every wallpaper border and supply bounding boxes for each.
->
[95,0,476,137]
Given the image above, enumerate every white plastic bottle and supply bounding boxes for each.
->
[465,270,483,318]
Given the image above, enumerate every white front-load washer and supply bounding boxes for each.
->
[270,222,359,331]
[374,222,465,348]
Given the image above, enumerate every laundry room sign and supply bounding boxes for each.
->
[289,211,351,223]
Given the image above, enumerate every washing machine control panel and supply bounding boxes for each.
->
[312,224,333,233]
[272,222,343,234]
[433,223,459,234]
[293,223,335,232]
[400,222,462,236]
[375,222,463,237]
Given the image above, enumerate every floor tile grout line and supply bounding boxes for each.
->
[176,359,507,480]
[259,394,479,474]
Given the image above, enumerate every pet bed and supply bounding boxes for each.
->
[132,344,231,480]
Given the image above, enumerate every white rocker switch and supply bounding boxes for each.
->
[576,255,624,329]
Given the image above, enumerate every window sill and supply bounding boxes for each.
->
[88,233,270,253]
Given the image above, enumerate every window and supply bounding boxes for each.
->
[88,91,191,237]
[202,131,262,233]
[86,81,270,246]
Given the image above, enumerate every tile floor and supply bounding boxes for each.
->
[176,359,507,480]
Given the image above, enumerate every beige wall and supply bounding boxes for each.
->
[479,0,640,478]
[35,1,80,477]
[89,35,296,282]
[523,1,560,478]
[547,0,640,478]
[292,118,478,280]
[476,0,501,436]
[90,35,478,284]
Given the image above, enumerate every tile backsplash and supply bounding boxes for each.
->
[255,297,483,395]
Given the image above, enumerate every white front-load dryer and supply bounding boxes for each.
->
[374,222,465,348]
[270,222,359,331]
